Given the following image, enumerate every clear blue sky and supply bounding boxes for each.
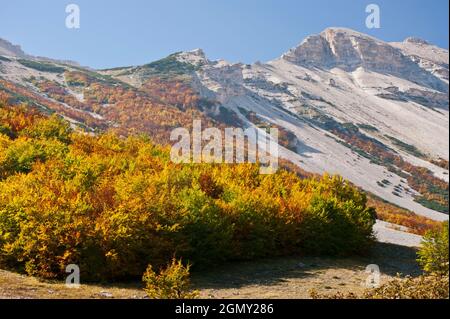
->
[0,0,448,69]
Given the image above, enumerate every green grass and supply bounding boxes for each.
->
[415,197,449,214]
[0,56,12,62]
[143,54,198,77]
[357,123,379,132]
[18,59,65,74]
[385,135,426,158]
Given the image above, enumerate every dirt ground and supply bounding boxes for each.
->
[0,243,421,299]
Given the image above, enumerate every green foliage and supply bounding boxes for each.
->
[301,196,375,255]
[21,115,72,144]
[417,221,449,274]
[385,135,426,159]
[143,54,197,77]
[142,258,198,299]
[415,197,449,213]
[17,59,65,74]
[0,56,12,62]
[0,124,13,137]
[0,112,70,178]
[0,138,46,175]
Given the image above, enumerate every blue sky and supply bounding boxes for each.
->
[0,0,448,69]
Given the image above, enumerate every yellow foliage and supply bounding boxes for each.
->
[0,103,376,281]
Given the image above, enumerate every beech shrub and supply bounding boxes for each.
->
[0,104,376,280]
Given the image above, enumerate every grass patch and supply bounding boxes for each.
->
[385,135,426,158]
[142,54,198,77]
[18,59,65,74]
[415,197,449,214]
[0,56,12,62]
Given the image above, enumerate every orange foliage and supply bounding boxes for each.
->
[368,197,442,235]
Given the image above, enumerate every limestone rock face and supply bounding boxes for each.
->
[282,34,335,67]
[282,28,448,92]
[391,37,449,84]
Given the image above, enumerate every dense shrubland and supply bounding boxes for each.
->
[0,100,376,281]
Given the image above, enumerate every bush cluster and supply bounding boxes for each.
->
[311,274,449,299]
[417,221,449,274]
[142,258,198,299]
[0,103,376,281]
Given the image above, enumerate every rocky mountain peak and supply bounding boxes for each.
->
[282,27,393,70]
[281,28,447,92]
[175,48,209,66]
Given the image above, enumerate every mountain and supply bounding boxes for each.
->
[0,28,448,222]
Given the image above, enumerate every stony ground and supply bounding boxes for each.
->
[0,242,420,299]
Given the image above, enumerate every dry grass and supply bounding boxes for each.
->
[0,269,146,299]
[193,243,421,299]
[0,243,421,299]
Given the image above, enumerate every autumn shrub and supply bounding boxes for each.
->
[311,274,449,299]
[417,221,449,274]
[142,258,198,299]
[300,195,375,255]
[0,103,377,281]
[364,274,449,299]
